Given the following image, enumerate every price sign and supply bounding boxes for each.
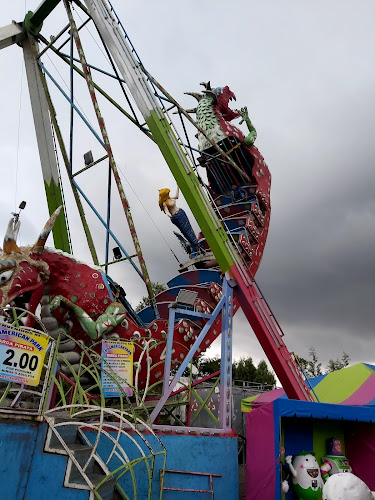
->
[0,325,50,386]
[101,339,133,397]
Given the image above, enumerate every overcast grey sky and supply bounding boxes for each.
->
[1,1,374,375]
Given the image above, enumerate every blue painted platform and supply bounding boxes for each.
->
[0,419,238,499]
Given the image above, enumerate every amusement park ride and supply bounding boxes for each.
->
[0,0,316,419]
[0,1,326,497]
[0,7,330,496]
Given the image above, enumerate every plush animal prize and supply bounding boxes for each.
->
[286,452,323,500]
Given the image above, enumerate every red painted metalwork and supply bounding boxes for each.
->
[197,144,271,277]
[230,265,314,402]
[170,370,221,397]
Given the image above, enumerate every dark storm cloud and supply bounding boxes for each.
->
[256,125,375,363]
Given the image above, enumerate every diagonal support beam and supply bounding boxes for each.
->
[23,0,61,35]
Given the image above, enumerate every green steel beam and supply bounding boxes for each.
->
[44,179,71,252]
[24,0,61,35]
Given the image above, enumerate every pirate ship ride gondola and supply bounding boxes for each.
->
[174,82,271,278]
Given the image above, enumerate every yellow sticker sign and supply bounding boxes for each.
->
[101,339,133,397]
[0,325,50,386]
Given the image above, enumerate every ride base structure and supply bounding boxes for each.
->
[0,1,319,499]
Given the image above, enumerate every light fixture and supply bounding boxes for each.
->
[84,150,94,165]
[112,247,122,260]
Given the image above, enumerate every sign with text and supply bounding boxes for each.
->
[101,339,133,397]
[0,325,50,386]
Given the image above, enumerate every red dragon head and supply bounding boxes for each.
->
[214,85,240,122]
[0,207,61,326]
[199,82,239,122]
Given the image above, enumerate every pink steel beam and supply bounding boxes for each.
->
[230,265,314,402]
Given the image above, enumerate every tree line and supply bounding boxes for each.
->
[195,347,350,387]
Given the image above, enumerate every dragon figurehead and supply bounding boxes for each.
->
[185,81,250,151]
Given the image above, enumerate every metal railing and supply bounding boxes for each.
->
[45,404,167,500]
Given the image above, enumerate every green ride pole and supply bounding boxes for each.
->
[145,110,236,273]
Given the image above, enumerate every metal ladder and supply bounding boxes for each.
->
[160,469,222,499]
